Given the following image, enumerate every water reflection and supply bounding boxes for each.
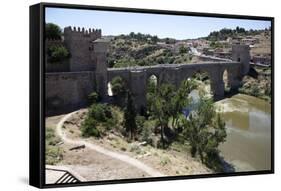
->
[216,94,271,172]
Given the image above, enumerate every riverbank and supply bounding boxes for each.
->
[238,66,271,103]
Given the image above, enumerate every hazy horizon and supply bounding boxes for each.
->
[46,7,271,40]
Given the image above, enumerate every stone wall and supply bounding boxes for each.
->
[45,72,96,116]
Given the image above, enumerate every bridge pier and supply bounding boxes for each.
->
[212,81,225,101]
[210,70,225,101]
[228,70,242,92]
[129,70,147,113]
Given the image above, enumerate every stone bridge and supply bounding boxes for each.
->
[45,38,250,115]
[106,62,240,106]
[94,44,250,111]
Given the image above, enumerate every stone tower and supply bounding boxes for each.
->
[232,44,250,75]
[92,39,109,100]
[63,26,102,72]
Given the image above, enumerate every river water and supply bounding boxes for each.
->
[216,94,271,172]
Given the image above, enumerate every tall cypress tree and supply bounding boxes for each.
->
[124,91,137,140]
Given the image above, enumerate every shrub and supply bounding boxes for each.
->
[140,125,153,145]
[136,115,145,133]
[251,84,260,97]
[179,45,187,54]
[46,145,63,165]
[104,118,116,130]
[46,128,60,146]
[88,92,100,104]
[129,144,141,154]
[45,127,63,165]
[47,45,69,63]
[81,117,100,137]
[160,156,171,166]
[81,104,117,138]
[88,103,112,123]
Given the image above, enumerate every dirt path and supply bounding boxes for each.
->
[56,111,164,177]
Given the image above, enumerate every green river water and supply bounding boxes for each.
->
[216,94,271,172]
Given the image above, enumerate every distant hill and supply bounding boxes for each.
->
[206,26,271,41]
[105,27,271,68]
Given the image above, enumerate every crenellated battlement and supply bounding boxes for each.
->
[64,26,102,39]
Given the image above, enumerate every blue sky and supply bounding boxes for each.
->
[46,7,271,40]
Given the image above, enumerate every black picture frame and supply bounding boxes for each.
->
[30,2,274,188]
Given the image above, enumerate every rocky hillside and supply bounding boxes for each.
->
[105,33,198,68]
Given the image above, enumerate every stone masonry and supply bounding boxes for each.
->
[45,26,250,115]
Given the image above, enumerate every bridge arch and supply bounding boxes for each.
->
[179,69,212,96]
[146,74,158,90]
[106,74,129,107]
[223,69,230,90]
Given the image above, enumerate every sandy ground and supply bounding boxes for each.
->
[63,110,211,176]
[45,109,211,183]
[45,112,159,183]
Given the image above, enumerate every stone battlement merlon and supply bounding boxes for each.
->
[64,26,102,39]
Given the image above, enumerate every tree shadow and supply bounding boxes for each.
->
[220,156,236,173]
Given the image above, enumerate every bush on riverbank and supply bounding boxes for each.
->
[238,73,271,103]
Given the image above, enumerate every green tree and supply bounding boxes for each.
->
[111,76,127,95]
[47,45,69,63]
[110,76,128,107]
[148,83,176,148]
[45,23,62,39]
[183,95,227,172]
[151,35,158,44]
[170,79,197,129]
[147,79,197,148]
[123,91,137,140]
[179,45,187,54]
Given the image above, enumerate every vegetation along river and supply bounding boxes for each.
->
[216,94,271,172]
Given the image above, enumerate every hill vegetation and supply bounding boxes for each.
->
[206,26,270,41]
[107,32,195,68]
